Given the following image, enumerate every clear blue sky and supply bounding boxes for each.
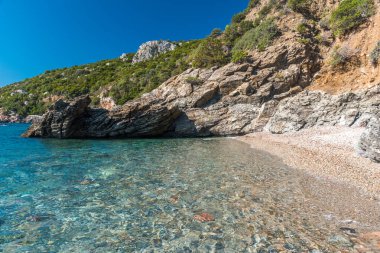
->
[0,0,248,86]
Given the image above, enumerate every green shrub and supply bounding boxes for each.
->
[232,12,246,24]
[231,50,249,63]
[370,41,380,66]
[297,38,311,45]
[330,46,357,68]
[287,0,310,13]
[296,23,309,34]
[233,19,280,52]
[252,0,279,27]
[223,21,254,48]
[248,0,260,9]
[330,0,375,36]
[209,28,223,38]
[185,76,203,85]
[189,38,228,68]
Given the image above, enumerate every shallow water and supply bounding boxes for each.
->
[0,124,378,252]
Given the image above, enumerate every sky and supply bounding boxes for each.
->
[0,0,249,86]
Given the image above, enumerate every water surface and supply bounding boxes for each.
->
[0,124,378,252]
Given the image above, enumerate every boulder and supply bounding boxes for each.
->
[359,117,380,163]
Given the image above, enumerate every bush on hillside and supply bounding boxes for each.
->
[287,0,310,14]
[330,45,357,69]
[189,38,228,68]
[185,76,203,85]
[209,28,223,38]
[248,0,260,9]
[370,41,380,66]
[223,21,254,48]
[330,0,375,36]
[231,50,249,63]
[252,0,280,27]
[233,19,280,52]
[232,12,246,24]
[296,22,309,35]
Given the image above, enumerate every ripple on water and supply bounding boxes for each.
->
[0,124,379,252]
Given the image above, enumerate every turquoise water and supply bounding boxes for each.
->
[0,124,375,252]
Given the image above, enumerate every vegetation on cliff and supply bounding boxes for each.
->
[0,41,200,116]
[330,0,375,36]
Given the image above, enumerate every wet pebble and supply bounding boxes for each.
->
[153,238,162,248]
[193,213,215,223]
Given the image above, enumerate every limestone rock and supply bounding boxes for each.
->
[0,108,22,123]
[132,40,177,64]
[266,86,380,134]
[24,115,43,124]
[100,97,116,110]
[359,117,380,162]
[23,96,91,138]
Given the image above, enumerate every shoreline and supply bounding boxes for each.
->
[236,127,380,250]
[236,126,380,199]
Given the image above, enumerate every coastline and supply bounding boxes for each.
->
[236,126,380,199]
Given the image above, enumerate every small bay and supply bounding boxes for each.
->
[0,124,378,252]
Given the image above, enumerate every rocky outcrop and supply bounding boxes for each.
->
[24,115,43,124]
[0,108,42,124]
[100,97,116,110]
[23,38,321,138]
[23,96,92,138]
[359,117,380,162]
[132,40,177,64]
[23,94,181,138]
[266,85,380,133]
[0,108,22,123]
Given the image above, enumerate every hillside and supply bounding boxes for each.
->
[0,40,201,117]
[2,0,380,121]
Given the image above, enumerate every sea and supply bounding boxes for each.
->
[0,124,377,252]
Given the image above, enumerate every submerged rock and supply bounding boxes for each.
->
[193,213,215,223]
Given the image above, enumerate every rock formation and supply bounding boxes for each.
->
[23,34,379,144]
[24,37,319,138]
[359,117,380,162]
[266,86,379,133]
[131,40,177,64]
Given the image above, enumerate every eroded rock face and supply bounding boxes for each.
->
[266,86,380,133]
[0,108,22,123]
[23,96,92,138]
[359,117,380,162]
[132,40,177,64]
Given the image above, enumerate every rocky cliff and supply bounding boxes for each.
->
[131,40,177,64]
